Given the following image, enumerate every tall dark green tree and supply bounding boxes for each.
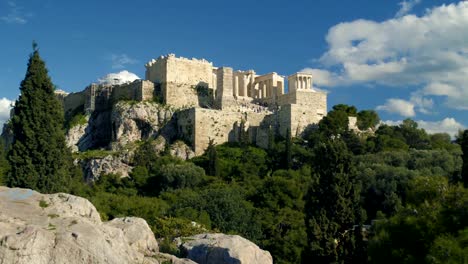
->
[285,128,292,169]
[206,139,220,177]
[7,44,74,193]
[0,138,9,185]
[303,138,361,263]
[459,130,468,187]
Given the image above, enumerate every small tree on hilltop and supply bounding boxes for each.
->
[7,43,74,193]
[206,139,220,177]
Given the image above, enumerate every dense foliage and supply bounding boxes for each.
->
[2,50,467,263]
[6,45,76,193]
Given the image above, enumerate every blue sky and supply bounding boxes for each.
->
[0,0,467,136]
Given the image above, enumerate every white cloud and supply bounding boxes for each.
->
[376,92,434,117]
[302,2,468,110]
[377,98,416,117]
[110,54,138,69]
[301,68,343,87]
[409,92,433,114]
[382,117,466,138]
[417,118,465,137]
[395,0,422,18]
[383,117,465,137]
[0,98,13,128]
[98,70,140,85]
[1,1,28,24]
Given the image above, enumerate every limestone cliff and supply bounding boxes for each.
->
[65,101,195,180]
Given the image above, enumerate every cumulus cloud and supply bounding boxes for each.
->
[377,98,416,117]
[0,98,13,128]
[110,54,138,69]
[376,92,433,117]
[1,1,28,24]
[302,2,468,110]
[383,117,465,137]
[98,71,140,85]
[417,118,465,137]
[395,0,422,18]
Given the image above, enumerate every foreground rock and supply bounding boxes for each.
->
[0,187,191,264]
[0,187,272,264]
[178,233,273,264]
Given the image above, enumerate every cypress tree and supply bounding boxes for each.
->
[285,128,292,169]
[460,130,468,187]
[7,43,74,193]
[303,138,360,263]
[207,139,220,177]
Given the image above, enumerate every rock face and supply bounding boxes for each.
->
[170,141,195,160]
[111,101,176,149]
[66,118,89,152]
[82,154,134,181]
[179,233,273,264]
[0,186,161,264]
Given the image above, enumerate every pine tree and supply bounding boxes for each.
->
[7,43,74,193]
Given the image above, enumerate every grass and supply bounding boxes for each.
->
[39,199,49,208]
[67,113,88,128]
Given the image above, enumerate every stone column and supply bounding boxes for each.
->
[233,75,238,97]
[242,75,248,97]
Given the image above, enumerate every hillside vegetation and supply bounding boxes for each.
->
[2,46,468,263]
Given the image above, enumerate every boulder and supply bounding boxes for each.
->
[0,186,160,264]
[179,233,273,264]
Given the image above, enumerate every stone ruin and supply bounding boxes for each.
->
[57,54,327,155]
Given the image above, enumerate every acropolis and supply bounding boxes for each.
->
[57,54,327,155]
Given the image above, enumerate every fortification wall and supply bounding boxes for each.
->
[146,55,214,108]
[111,84,134,102]
[138,80,155,101]
[177,108,271,155]
[62,91,86,116]
[145,57,167,83]
[289,104,324,137]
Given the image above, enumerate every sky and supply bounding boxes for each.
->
[0,0,467,136]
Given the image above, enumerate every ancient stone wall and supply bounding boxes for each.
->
[139,80,156,101]
[146,54,214,108]
[177,108,272,155]
[111,84,134,102]
[277,90,327,137]
[61,91,86,116]
[216,67,235,110]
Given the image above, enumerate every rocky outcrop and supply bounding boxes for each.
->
[0,187,273,264]
[111,101,176,149]
[178,233,273,264]
[170,141,195,160]
[0,187,159,264]
[82,154,133,181]
[66,116,89,152]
